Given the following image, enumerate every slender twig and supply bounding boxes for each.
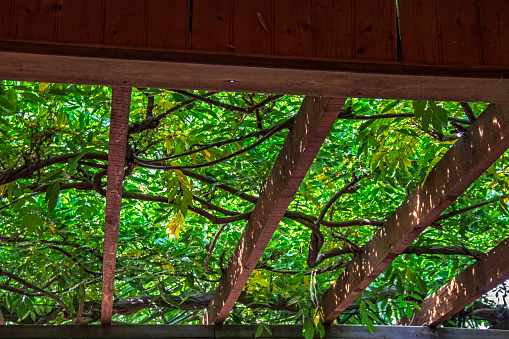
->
[180,169,258,204]
[75,285,85,324]
[0,182,94,211]
[134,123,278,163]
[315,245,484,266]
[136,118,292,170]
[204,224,228,274]
[248,95,284,112]
[193,195,238,216]
[314,175,365,227]
[0,268,70,316]
[0,152,108,186]
[128,92,218,134]
[437,197,502,221]
[172,90,251,114]
[339,110,471,125]
[460,102,476,123]
[48,246,101,276]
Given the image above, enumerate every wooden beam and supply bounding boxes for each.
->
[101,87,131,325]
[399,236,509,326]
[1,40,509,103]
[202,97,346,324]
[321,104,509,324]
[0,325,508,339]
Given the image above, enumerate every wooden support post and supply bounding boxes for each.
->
[100,87,131,325]
[321,104,509,324]
[202,97,346,324]
[398,236,509,326]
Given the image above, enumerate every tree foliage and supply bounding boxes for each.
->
[0,81,508,329]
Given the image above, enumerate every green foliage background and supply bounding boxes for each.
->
[0,81,508,330]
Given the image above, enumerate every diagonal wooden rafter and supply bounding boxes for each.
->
[398,236,509,326]
[100,87,131,325]
[321,103,509,324]
[202,97,346,324]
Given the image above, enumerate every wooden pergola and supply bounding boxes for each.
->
[1,0,509,337]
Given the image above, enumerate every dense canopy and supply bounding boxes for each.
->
[0,82,508,332]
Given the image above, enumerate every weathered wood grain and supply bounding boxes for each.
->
[313,0,353,59]
[0,0,13,38]
[233,0,273,55]
[103,0,146,47]
[353,0,396,60]
[146,0,189,50]
[321,103,509,323]
[274,0,313,57]
[59,0,103,44]
[101,87,131,325]
[1,41,509,103]
[191,0,232,52]
[12,0,58,41]
[437,0,482,65]
[479,0,509,66]
[398,0,441,64]
[202,97,346,324]
[399,236,509,326]
[0,325,508,339]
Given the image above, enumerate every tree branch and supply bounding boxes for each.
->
[0,268,70,316]
[460,102,476,123]
[172,90,251,114]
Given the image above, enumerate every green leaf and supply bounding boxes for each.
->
[377,125,389,136]
[413,100,426,119]
[396,128,418,137]
[21,213,43,233]
[381,100,399,113]
[45,182,60,213]
[255,324,264,338]
[263,324,272,336]
[303,319,315,339]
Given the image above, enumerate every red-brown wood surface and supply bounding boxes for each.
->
[400,235,509,326]
[12,0,58,41]
[437,0,482,66]
[398,0,441,64]
[3,41,509,103]
[103,0,146,47]
[321,103,509,324]
[191,0,232,52]
[479,0,509,66]
[313,0,353,59]
[202,97,345,324]
[353,0,396,60]
[146,0,189,50]
[233,0,273,55]
[274,0,313,57]
[0,0,12,38]
[1,0,507,70]
[100,87,131,325]
[59,0,103,44]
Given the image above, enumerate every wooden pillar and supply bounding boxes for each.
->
[100,87,131,325]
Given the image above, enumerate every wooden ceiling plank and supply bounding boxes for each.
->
[321,103,509,324]
[398,236,509,326]
[100,87,131,325]
[202,97,346,324]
